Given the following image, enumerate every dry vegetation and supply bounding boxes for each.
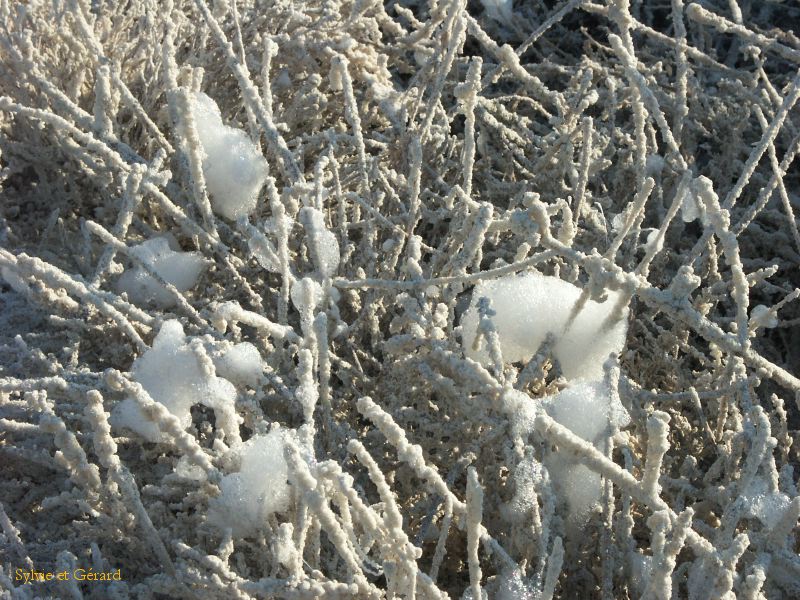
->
[1,0,800,598]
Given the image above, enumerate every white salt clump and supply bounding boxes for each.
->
[645,154,665,177]
[369,81,403,124]
[213,342,263,388]
[291,277,324,313]
[175,455,207,481]
[192,92,269,220]
[480,0,513,25]
[611,210,628,233]
[630,553,654,597]
[110,320,237,442]
[542,380,629,522]
[491,568,538,600]
[743,477,791,529]
[750,304,778,329]
[682,175,714,224]
[116,237,206,308]
[300,207,340,277]
[542,379,629,443]
[644,228,664,253]
[500,388,539,441]
[501,381,629,523]
[460,587,488,600]
[461,272,628,379]
[502,452,542,523]
[546,459,602,523]
[247,228,281,273]
[207,430,291,537]
[478,275,631,523]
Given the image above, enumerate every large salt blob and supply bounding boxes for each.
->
[192,92,269,220]
[207,430,291,537]
[110,320,237,443]
[460,272,628,380]
[116,237,207,308]
[502,381,630,523]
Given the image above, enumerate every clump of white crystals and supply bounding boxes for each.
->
[110,320,238,443]
[116,237,207,308]
[192,92,269,220]
[461,272,628,379]
[206,429,291,537]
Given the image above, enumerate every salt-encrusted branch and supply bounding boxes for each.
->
[190,0,302,183]
[84,220,206,326]
[83,390,176,576]
[32,390,102,494]
[418,0,468,142]
[330,55,369,193]
[104,370,218,479]
[642,508,693,600]
[211,300,298,342]
[465,467,483,600]
[528,198,800,393]
[0,502,34,570]
[686,4,800,64]
[356,396,518,570]
[642,411,670,503]
[541,537,564,600]
[173,87,218,238]
[284,442,379,597]
[454,57,482,200]
[0,249,147,352]
[533,412,715,558]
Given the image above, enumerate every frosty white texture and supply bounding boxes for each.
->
[750,304,779,329]
[300,207,340,277]
[504,381,630,522]
[207,430,291,537]
[116,237,206,308]
[1,266,32,295]
[743,477,791,529]
[192,92,269,220]
[213,342,263,388]
[110,320,236,442]
[461,272,628,379]
[542,379,630,444]
[644,228,664,253]
[492,568,537,600]
[291,277,324,313]
[480,0,513,25]
[682,175,714,224]
[478,275,632,523]
[541,381,630,521]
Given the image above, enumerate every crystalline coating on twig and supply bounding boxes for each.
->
[116,237,206,308]
[192,92,269,220]
[207,430,291,536]
[0,266,32,295]
[461,272,628,379]
[110,320,236,442]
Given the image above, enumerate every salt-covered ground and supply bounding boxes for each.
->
[1,0,800,598]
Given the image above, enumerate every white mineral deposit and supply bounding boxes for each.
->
[1,0,799,598]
